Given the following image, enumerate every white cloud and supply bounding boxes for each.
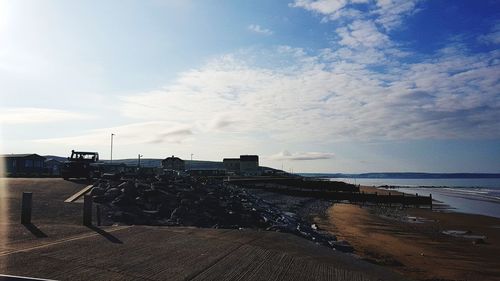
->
[336,20,391,48]
[291,0,421,29]
[477,22,500,45]
[247,24,273,36]
[114,45,500,143]
[269,150,335,160]
[373,0,421,30]
[291,0,349,16]
[0,107,93,124]
[291,0,424,52]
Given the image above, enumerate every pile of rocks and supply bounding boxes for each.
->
[90,172,352,252]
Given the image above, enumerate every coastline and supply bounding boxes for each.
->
[314,185,500,280]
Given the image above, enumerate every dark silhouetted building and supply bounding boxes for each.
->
[222,155,261,176]
[1,154,46,177]
[45,158,63,176]
[240,155,260,176]
[223,158,240,174]
[161,155,185,171]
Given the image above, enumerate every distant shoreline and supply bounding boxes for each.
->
[301,172,500,179]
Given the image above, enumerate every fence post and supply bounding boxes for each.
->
[21,192,33,224]
[430,194,433,210]
[83,195,92,226]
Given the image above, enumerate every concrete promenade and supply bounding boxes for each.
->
[0,178,406,281]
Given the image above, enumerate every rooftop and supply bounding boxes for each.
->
[0,153,45,159]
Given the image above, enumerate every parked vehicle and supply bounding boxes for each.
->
[61,150,100,180]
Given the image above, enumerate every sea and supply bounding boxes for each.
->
[331,178,500,219]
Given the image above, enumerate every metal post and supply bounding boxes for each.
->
[21,192,32,224]
[430,194,433,210]
[138,154,143,168]
[83,195,92,226]
[110,133,115,164]
[190,153,193,171]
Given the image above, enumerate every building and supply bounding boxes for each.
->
[239,155,260,176]
[45,158,63,176]
[188,169,226,177]
[223,158,240,174]
[161,155,185,171]
[0,154,46,177]
[222,155,261,176]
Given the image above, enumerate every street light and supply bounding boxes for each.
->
[110,133,115,164]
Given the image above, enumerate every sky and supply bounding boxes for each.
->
[0,0,499,173]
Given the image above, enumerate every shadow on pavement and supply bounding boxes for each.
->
[22,223,48,238]
[86,225,123,244]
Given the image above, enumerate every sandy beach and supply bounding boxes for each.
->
[314,186,500,281]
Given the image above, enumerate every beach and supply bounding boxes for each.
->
[314,186,500,281]
[0,178,408,280]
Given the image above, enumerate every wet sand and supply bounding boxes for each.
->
[315,186,500,281]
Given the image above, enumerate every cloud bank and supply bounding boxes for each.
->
[35,0,500,150]
[115,43,499,143]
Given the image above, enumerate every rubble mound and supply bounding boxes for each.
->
[91,172,352,252]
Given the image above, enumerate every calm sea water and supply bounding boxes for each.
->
[331,178,500,218]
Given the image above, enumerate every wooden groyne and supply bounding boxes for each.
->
[227,177,432,208]
[227,177,359,192]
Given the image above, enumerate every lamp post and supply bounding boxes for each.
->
[110,133,115,164]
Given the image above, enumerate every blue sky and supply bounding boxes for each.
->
[1,0,499,173]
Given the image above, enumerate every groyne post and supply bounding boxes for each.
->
[83,195,92,226]
[21,192,33,224]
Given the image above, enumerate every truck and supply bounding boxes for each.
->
[61,150,100,180]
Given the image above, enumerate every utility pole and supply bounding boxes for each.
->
[138,154,143,168]
[190,153,193,170]
[110,133,115,164]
